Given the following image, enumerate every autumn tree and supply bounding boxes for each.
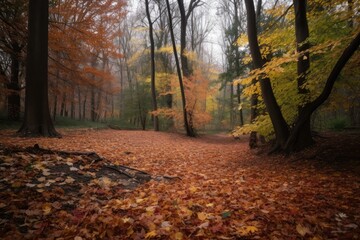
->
[0,0,27,121]
[145,0,159,131]
[165,0,191,135]
[176,0,203,137]
[243,0,360,152]
[48,0,125,122]
[293,0,312,150]
[152,0,174,129]
[18,0,59,137]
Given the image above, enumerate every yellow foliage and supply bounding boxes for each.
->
[236,34,248,46]
[183,50,198,62]
[156,45,175,54]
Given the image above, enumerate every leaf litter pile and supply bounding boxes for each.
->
[0,129,359,239]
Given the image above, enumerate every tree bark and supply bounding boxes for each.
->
[244,0,289,149]
[18,0,59,137]
[165,0,195,137]
[285,31,360,152]
[176,0,200,137]
[145,0,159,131]
[293,0,312,150]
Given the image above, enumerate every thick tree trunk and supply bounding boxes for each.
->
[18,0,59,137]
[145,0,159,131]
[285,31,360,152]
[245,0,289,149]
[293,0,313,150]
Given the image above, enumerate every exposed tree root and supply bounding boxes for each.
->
[1,144,181,185]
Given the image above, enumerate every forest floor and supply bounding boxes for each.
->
[0,129,359,239]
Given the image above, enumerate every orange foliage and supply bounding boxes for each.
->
[47,0,127,119]
[184,69,212,129]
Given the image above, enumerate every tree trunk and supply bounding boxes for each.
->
[78,86,81,120]
[145,0,160,131]
[230,82,234,127]
[285,31,360,152]
[70,94,75,119]
[53,95,57,121]
[176,0,200,137]
[245,0,289,149]
[247,0,260,148]
[60,93,66,117]
[249,91,258,148]
[236,84,244,126]
[119,59,124,119]
[165,0,195,137]
[7,44,21,121]
[82,92,87,120]
[91,87,96,121]
[293,0,313,150]
[18,0,59,137]
[96,91,101,121]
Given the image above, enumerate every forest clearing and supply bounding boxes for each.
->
[0,129,359,239]
[1,0,360,238]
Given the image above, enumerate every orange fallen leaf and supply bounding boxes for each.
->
[174,232,183,240]
[189,186,198,193]
[198,212,207,221]
[145,230,157,239]
[296,224,311,236]
[42,203,52,215]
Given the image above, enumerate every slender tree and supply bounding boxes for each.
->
[18,0,59,137]
[176,0,202,137]
[145,0,159,131]
[165,0,192,137]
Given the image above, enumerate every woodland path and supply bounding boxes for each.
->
[0,129,359,239]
